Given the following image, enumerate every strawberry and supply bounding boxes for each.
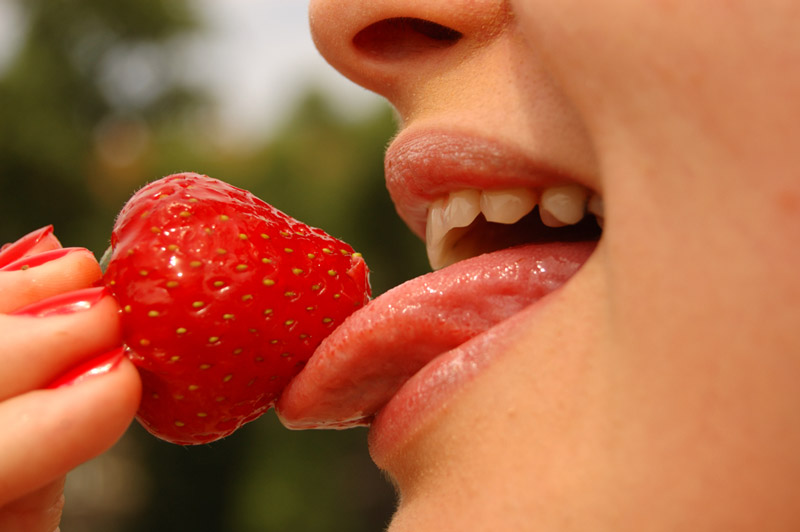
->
[103,172,371,444]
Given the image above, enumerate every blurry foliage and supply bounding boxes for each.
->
[0,0,203,249]
[0,0,431,531]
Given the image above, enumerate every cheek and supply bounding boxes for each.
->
[512,0,800,170]
[510,0,800,520]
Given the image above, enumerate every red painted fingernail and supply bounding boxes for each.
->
[11,286,108,318]
[47,346,126,389]
[0,226,54,268]
[0,247,87,272]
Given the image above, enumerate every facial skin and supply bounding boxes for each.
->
[309,1,800,530]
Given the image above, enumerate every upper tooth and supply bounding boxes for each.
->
[587,194,604,217]
[425,186,597,270]
[426,197,447,248]
[481,188,538,224]
[444,189,482,228]
[587,194,604,228]
[539,184,589,227]
[426,192,481,271]
[426,187,538,270]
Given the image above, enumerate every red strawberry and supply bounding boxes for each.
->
[103,172,371,444]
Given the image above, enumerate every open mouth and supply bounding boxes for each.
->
[426,185,602,270]
[275,128,602,454]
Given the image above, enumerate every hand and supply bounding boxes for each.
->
[0,227,141,532]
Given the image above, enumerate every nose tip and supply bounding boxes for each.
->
[308,0,511,100]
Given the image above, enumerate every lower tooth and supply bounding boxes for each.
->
[481,188,537,224]
[540,185,588,226]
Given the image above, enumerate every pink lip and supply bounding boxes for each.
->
[276,128,598,463]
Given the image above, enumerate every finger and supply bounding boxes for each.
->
[0,356,141,507]
[0,477,65,532]
[0,248,102,314]
[0,291,122,401]
[0,226,62,268]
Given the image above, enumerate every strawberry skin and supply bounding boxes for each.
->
[103,173,371,445]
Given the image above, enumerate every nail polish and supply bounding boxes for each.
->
[0,247,87,272]
[47,347,126,389]
[11,286,108,318]
[0,225,54,268]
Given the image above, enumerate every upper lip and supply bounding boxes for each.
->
[384,127,596,240]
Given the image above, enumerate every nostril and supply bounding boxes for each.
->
[353,18,463,61]
[400,18,462,42]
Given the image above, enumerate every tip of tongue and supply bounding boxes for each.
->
[276,240,596,430]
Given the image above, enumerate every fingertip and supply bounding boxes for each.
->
[0,249,103,313]
[38,356,142,473]
[64,355,142,443]
[46,352,142,454]
[110,355,143,419]
[59,248,103,287]
[0,359,140,507]
[25,231,63,258]
[0,225,60,268]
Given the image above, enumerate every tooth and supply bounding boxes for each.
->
[426,186,582,272]
[587,194,604,217]
[444,189,481,228]
[539,184,589,227]
[426,198,449,270]
[427,191,482,270]
[480,188,537,224]
[587,194,604,228]
[426,198,446,247]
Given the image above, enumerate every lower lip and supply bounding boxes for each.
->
[366,285,552,465]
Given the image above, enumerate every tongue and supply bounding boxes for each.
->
[276,241,596,429]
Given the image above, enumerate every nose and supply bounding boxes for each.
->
[308,0,512,119]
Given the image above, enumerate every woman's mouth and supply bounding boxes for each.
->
[425,184,602,269]
[275,128,601,461]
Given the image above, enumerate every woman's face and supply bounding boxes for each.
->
[280,1,800,529]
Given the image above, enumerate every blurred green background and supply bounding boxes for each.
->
[0,0,431,530]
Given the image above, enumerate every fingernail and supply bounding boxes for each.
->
[0,225,54,268]
[47,347,126,389]
[11,286,108,318]
[0,247,87,272]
